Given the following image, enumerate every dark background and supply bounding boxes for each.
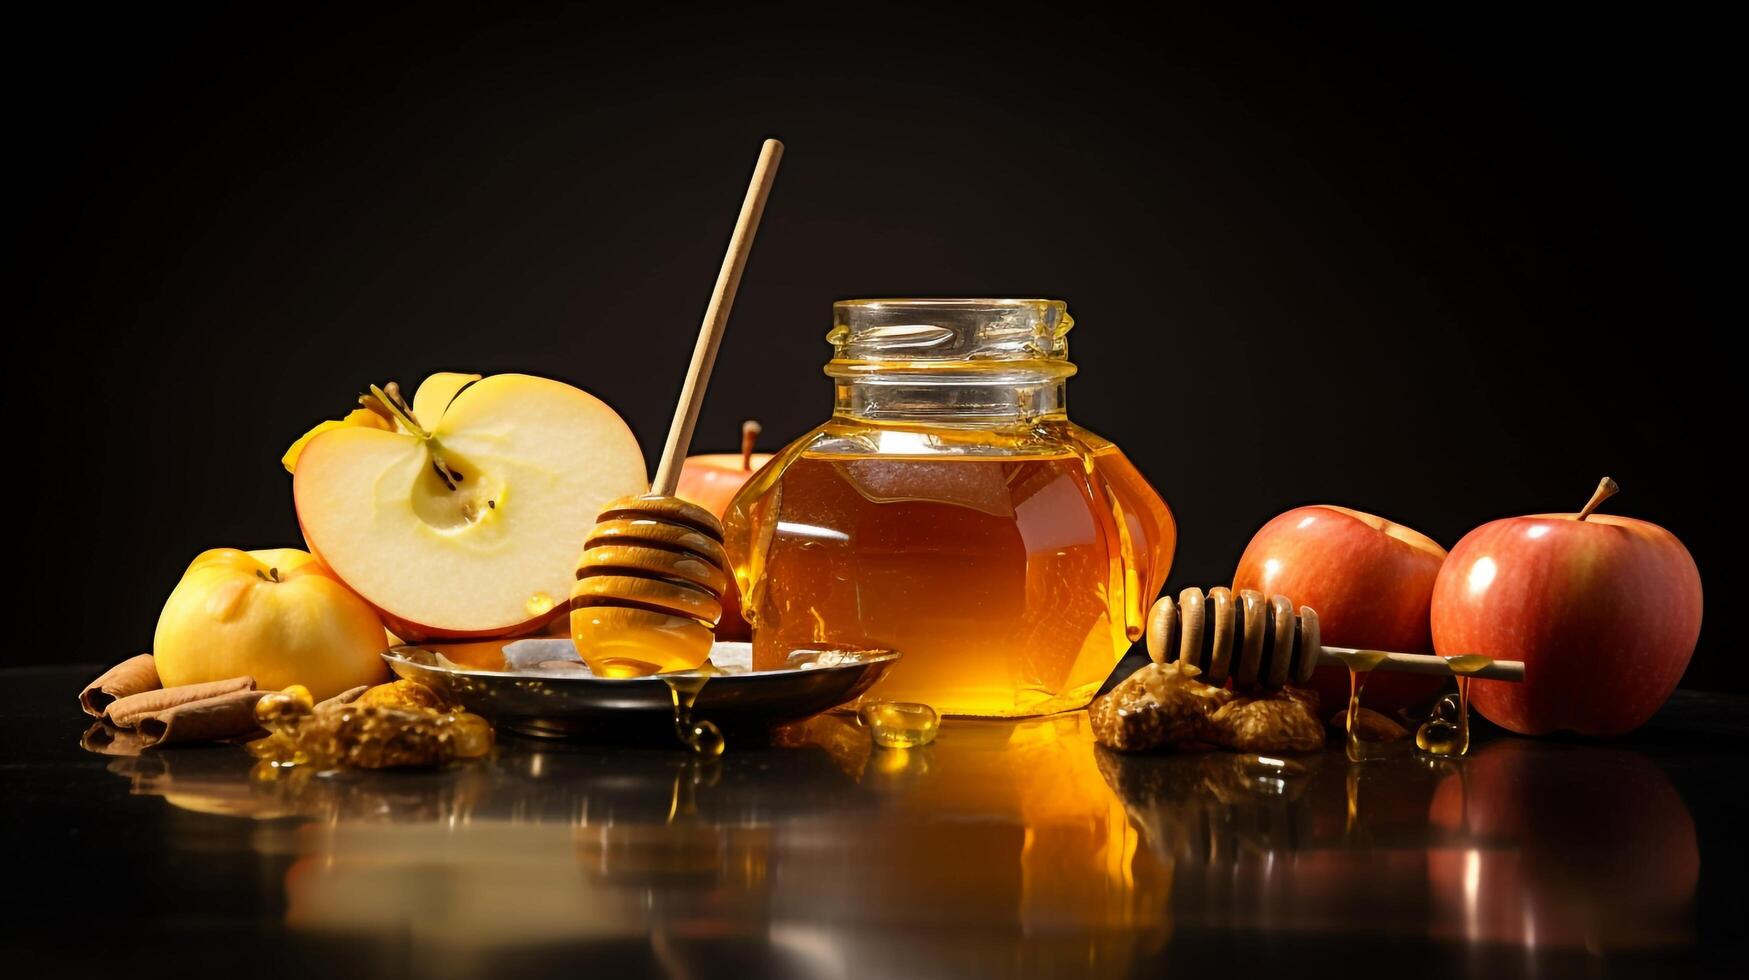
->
[11,5,1732,687]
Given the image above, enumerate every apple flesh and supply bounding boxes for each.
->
[1430,481,1702,736]
[293,373,648,641]
[1233,505,1448,712]
[154,548,388,701]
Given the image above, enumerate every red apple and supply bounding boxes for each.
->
[1430,478,1702,736]
[1233,504,1448,712]
[676,453,773,516]
[673,420,773,641]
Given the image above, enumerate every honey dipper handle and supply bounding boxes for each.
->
[1317,646,1526,681]
[652,138,785,495]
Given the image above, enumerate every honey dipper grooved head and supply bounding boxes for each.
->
[594,494,724,535]
[1145,586,1323,690]
[574,494,729,626]
[571,494,731,677]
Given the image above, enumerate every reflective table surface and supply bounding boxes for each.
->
[4,665,1742,977]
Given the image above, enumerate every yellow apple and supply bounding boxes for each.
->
[154,548,389,701]
[292,373,649,641]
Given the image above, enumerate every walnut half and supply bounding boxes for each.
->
[1091,660,1326,755]
[1210,686,1325,753]
[1090,661,1231,752]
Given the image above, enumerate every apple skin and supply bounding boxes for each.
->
[675,452,773,641]
[297,536,573,644]
[1233,505,1448,712]
[1431,512,1701,736]
[154,548,389,701]
[676,453,773,515]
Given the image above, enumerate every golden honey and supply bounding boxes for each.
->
[724,300,1174,717]
[1331,649,1390,762]
[661,669,725,757]
[859,700,941,747]
[1415,654,1493,757]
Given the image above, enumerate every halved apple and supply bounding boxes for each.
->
[281,408,392,472]
[292,373,648,641]
[410,371,481,428]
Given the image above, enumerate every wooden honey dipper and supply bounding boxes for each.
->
[570,139,783,678]
[1145,587,1525,689]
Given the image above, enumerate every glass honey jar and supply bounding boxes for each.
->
[722,299,1175,717]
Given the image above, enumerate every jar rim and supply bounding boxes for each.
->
[833,297,1067,312]
[829,298,1074,365]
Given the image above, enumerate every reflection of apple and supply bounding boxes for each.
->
[1431,478,1702,736]
[154,548,388,700]
[1427,738,1697,948]
[292,373,648,642]
[674,420,772,640]
[1233,505,1447,711]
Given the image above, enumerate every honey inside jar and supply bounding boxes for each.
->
[725,300,1174,717]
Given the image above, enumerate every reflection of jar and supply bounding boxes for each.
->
[724,300,1175,717]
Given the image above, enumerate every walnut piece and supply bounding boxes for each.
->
[1210,686,1325,753]
[1090,661,1232,751]
[250,690,492,769]
[1091,660,1327,754]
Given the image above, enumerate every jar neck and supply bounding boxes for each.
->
[827,362,1073,424]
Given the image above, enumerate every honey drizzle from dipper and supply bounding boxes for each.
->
[1331,649,1389,762]
[1415,654,1493,757]
[661,668,725,757]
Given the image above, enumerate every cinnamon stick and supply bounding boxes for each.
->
[134,689,269,746]
[104,676,256,728]
[79,655,160,718]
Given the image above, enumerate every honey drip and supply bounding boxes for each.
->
[661,669,725,758]
[1331,649,1389,762]
[1415,654,1492,757]
[858,700,940,748]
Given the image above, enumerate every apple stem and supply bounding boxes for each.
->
[368,384,430,440]
[255,567,281,583]
[741,419,763,471]
[1576,476,1620,521]
[383,382,417,422]
[366,383,464,491]
[357,392,397,427]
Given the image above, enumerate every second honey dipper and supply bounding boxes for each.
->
[1146,587,1525,688]
[571,139,784,677]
